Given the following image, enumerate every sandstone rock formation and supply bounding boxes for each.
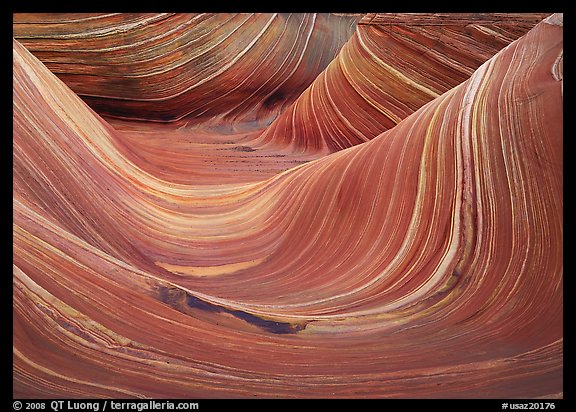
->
[13,13,360,128]
[253,13,552,152]
[13,13,563,398]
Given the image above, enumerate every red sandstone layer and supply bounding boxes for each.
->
[13,13,563,398]
[13,13,359,127]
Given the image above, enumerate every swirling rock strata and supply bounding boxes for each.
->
[13,13,562,398]
[253,13,551,152]
[13,13,359,127]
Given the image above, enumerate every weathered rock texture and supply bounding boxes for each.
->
[13,13,359,128]
[254,13,552,152]
[13,13,562,398]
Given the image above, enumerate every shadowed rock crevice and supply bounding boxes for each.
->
[158,286,306,334]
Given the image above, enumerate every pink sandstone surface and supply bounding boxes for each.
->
[13,13,563,398]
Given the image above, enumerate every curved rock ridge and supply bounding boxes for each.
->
[13,13,360,127]
[251,13,552,152]
[360,13,551,25]
[13,13,562,398]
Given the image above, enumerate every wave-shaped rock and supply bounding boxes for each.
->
[13,13,562,398]
[13,13,359,127]
[253,13,551,152]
